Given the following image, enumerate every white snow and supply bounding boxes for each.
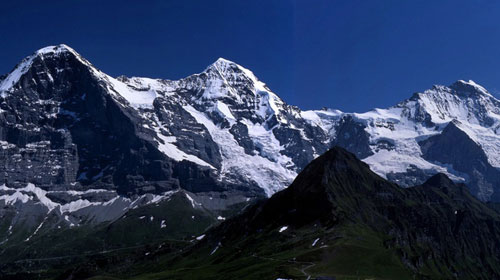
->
[279,226,288,233]
[214,101,236,120]
[60,199,98,213]
[196,234,205,240]
[0,185,31,204]
[0,183,124,214]
[47,189,113,195]
[210,243,220,255]
[104,76,157,108]
[185,193,201,208]
[0,55,36,96]
[0,183,58,211]
[150,115,215,168]
[312,238,320,247]
[156,133,215,168]
[241,118,294,168]
[183,104,296,196]
[25,218,46,242]
[150,190,179,204]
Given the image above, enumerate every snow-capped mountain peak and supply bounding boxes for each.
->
[0,44,97,96]
[202,57,273,98]
[0,44,156,110]
[3,44,500,241]
[299,79,500,201]
[156,57,289,127]
[450,79,494,98]
[208,57,241,71]
[205,57,257,80]
[35,44,79,57]
[38,47,162,109]
[396,80,500,128]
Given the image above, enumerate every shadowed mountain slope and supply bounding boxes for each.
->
[59,147,500,279]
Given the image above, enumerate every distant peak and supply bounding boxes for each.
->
[207,57,243,73]
[0,44,92,94]
[205,57,261,83]
[214,57,236,65]
[34,44,84,60]
[449,79,493,98]
[450,79,481,89]
[455,79,480,87]
[37,44,72,53]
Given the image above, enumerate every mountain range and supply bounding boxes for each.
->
[1,45,500,278]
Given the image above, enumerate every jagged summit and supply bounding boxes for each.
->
[207,57,245,72]
[202,56,272,94]
[35,44,78,56]
[449,79,494,98]
[31,44,96,71]
[0,44,94,95]
[212,57,237,66]
[396,79,500,127]
[412,79,495,100]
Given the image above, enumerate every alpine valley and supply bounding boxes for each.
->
[1,45,500,279]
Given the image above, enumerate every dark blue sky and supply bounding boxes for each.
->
[1,0,500,112]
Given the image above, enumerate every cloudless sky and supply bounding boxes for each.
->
[1,0,500,112]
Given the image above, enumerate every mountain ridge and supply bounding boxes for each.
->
[1,44,500,200]
[178,147,500,279]
[1,44,500,278]
[1,44,500,258]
